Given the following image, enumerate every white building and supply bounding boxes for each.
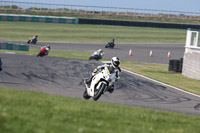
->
[182,28,200,80]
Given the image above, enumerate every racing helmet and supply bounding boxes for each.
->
[111,57,120,68]
[46,45,50,49]
[112,38,115,43]
[98,48,103,53]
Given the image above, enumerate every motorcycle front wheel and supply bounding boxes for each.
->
[83,89,91,99]
[89,57,92,60]
[93,83,106,101]
[27,40,30,44]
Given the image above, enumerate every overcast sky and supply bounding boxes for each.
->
[3,0,200,13]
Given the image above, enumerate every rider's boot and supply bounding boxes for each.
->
[85,76,93,85]
[107,84,114,93]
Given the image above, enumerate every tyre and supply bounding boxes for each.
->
[27,40,30,44]
[33,40,37,44]
[89,57,92,60]
[83,89,91,99]
[93,83,106,101]
[37,52,44,57]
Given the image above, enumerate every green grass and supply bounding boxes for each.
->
[1,21,200,132]
[120,61,200,95]
[0,21,186,43]
[0,48,93,60]
[0,87,200,133]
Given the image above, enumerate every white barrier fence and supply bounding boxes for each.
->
[0,1,200,20]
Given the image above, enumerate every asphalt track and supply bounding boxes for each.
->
[0,42,200,115]
[1,41,200,115]
[0,40,185,64]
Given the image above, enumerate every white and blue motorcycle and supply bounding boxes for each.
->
[83,66,118,101]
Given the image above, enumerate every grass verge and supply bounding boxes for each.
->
[0,21,186,43]
[0,87,200,133]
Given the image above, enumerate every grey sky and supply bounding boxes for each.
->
[3,0,200,12]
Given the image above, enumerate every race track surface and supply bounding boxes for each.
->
[0,53,200,115]
[0,40,185,64]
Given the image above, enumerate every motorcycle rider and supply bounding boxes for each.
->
[96,48,104,58]
[37,45,51,57]
[106,38,115,48]
[85,57,121,93]
[28,35,38,44]
[111,38,115,45]
[90,49,104,60]
[32,35,38,41]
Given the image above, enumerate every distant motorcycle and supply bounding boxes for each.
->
[89,51,104,61]
[105,42,115,49]
[37,46,50,57]
[27,36,38,44]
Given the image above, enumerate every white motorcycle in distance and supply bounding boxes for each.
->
[89,51,104,61]
[83,66,118,101]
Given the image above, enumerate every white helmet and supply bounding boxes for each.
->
[98,48,103,52]
[111,57,120,68]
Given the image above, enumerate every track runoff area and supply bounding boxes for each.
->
[0,41,200,115]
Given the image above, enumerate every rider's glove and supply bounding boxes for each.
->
[93,68,98,73]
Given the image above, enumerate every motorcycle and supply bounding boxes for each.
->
[83,66,117,101]
[105,42,115,49]
[37,48,49,57]
[27,37,37,44]
[89,51,104,61]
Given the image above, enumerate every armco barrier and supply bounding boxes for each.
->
[78,18,200,29]
[1,14,200,29]
[0,42,29,51]
[0,14,78,24]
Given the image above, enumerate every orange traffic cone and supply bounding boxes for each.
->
[149,50,153,57]
[129,49,132,56]
[168,51,171,58]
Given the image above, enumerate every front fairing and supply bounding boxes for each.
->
[92,52,99,56]
[87,67,116,97]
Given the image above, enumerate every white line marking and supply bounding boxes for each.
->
[122,68,200,98]
[4,52,16,54]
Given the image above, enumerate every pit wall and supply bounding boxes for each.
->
[182,52,200,80]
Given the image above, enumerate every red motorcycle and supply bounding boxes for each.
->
[37,45,50,57]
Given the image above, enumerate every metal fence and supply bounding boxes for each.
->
[1,1,200,20]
